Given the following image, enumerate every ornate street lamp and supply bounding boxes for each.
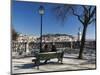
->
[39,5,45,52]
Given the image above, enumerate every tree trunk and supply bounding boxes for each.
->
[78,25,87,59]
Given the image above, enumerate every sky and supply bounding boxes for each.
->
[12,1,96,40]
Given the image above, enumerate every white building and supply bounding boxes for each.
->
[17,34,38,43]
[41,34,77,43]
[16,33,77,43]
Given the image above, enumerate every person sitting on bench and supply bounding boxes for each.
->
[43,44,50,64]
[51,43,57,52]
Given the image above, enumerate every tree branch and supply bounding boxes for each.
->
[88,18,96,24]
[90,7,96,18]
[89,6,92,15]
[82,5,88,13]
[71,7,84,25]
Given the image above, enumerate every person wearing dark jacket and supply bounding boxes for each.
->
[51,44,57,52]
[43,44,50,64]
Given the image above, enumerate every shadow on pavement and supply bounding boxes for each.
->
[14,61,63,69]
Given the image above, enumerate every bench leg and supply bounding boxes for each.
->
[58,58,61,63]
[60,58,63,64]
[58,58,63,64]
[37,65,39,70]
[36,60,40,70]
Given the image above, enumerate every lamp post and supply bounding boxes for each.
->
[39,5,45,52]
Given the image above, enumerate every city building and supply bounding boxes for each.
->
[41,34,77,43]
[16,33,77,43]
[16,33,38,43]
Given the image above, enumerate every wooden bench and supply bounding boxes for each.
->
[33,51,64,69]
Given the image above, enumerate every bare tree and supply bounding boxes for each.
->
[12,28,19,41]
[53,4,96,59]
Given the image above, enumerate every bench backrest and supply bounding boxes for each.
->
[35,52,63,60]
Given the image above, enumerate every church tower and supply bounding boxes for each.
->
[78,27,82,41]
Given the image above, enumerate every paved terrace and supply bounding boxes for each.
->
[12,49,96,74]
